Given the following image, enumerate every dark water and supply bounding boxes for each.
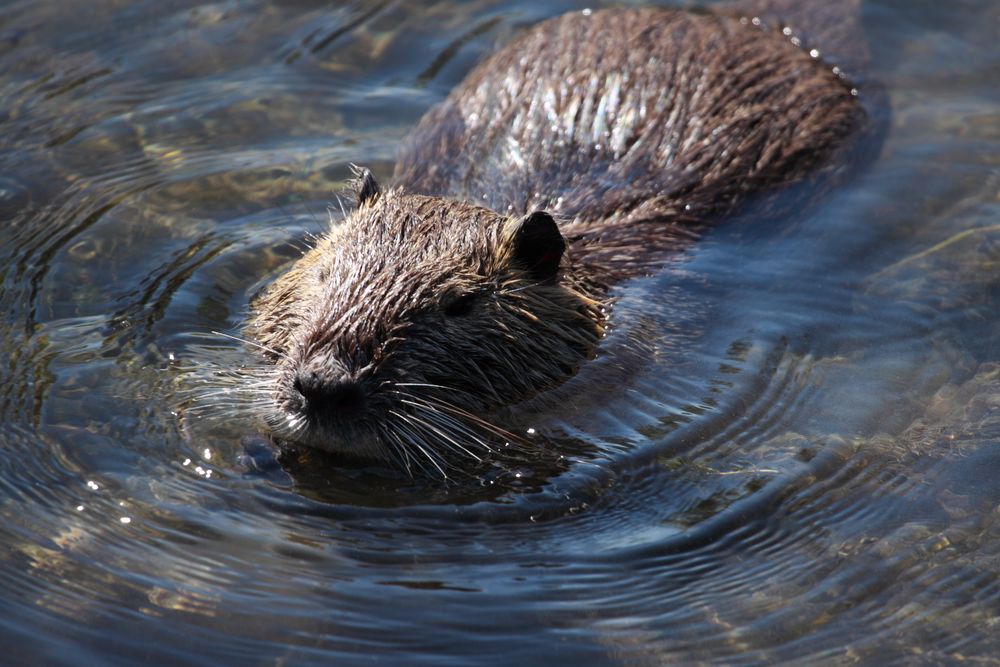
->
[1,0,998,664]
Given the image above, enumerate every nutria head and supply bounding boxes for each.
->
[246,170,603,468]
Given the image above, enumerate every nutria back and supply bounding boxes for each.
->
[246,4,876,469]
[394,8,865,238]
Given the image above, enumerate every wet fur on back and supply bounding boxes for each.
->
[394,8,865,280]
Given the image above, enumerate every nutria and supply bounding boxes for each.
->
[244,3,875,471]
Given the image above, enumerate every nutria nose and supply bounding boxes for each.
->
[292,370,366,416]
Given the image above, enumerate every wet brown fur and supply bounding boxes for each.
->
[394,8,866,282]
[246,5,872,466]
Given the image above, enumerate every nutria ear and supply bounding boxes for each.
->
[350,165,381,207]
[511,211,565,281]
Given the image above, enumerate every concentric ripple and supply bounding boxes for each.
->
[0,0,999,665]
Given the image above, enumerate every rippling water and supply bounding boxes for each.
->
[1,0,998,664]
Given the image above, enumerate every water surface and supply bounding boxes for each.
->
[0,0,998,664]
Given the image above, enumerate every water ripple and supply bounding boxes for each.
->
[0,0,999,664]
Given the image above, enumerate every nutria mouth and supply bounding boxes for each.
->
[243,4,871,472]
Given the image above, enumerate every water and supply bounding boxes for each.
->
[0,0,998,664]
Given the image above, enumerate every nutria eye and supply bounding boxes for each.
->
[443,292,478,317]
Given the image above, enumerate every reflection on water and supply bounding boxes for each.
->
[0,0,998,664]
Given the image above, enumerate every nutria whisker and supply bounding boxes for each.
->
[276,411,309,444]
[210,331,292,362]
[392,391,503,457]
[390,409,481,464]
[389,416,449,477]
[393,381,461,391]
[412,404,496,455]
[391,390,522,455]
[189,381,272,399]
[395,406,487,460]
[392,382,483,404]
[391,392,482,426]
[387,423,423,476]
[177,364,277,419]
[400,392,522,442]
[374,423,409,472]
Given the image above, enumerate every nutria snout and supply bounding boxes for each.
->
[242,5,872,470]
